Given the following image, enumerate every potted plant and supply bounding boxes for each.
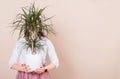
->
[11,3,55,70]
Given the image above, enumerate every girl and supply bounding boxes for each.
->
[9,33,59,79]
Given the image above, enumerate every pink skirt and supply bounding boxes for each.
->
[16,71,51,79]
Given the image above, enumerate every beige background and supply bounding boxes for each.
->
[0,0,120,79]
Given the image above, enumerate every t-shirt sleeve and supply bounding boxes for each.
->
[47,39,59,68]
[8,38,24,69]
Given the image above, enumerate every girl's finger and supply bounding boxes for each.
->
[40,65,43,68]
[36,68,40,70]
[23,64,26,66]
[27,68,31,70]
[25,65,29,68]
[21,64,24,66]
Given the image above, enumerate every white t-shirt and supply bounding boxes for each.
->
[9,37,59,68]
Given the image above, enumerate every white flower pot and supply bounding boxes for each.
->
[25,53,42,71]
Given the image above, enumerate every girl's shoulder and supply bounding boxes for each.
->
[41,37,52,43]
[16,37,26,45]
[17,37,26,42]
[40,37,54,45]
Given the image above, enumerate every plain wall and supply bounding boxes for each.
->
[0,0,120,79]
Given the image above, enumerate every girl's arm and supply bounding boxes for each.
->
[9,38,31,72]
[11,63,31,72]
[45,63,56,71]
[34,39,59,74]
[35,63,56,74]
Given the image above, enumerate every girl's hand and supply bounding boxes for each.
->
[18,64,31,72]
[34,65,45,74]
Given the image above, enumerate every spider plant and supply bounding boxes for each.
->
[11,3,55,54]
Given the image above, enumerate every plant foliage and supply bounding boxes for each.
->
[11,3,55,54]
